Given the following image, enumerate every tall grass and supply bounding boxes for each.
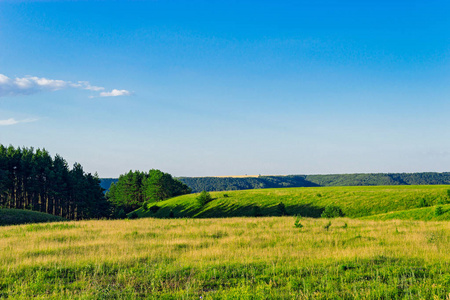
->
[1,217,450,298]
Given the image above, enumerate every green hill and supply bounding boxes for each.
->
[362,204,450,221]
[132,185,450,219]
[0,209,66,226]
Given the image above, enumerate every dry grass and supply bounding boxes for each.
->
[1,217,450,298]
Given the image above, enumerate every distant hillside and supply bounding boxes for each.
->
[101,172,450,193]
[0,209,66,226]
[132,185,450,219]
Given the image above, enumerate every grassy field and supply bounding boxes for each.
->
[0,208,66,226]
[362,204,450,221]
[134,185,450,219]
[1,217,450,299]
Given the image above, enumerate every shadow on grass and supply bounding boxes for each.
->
[146,202,325,219]
[0,209,66,226]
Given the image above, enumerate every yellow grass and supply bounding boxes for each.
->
[2,217,450,298]
[1,217,449,270]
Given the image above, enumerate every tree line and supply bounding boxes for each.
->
[0,145,109,220]
[0,145,192,219]
[175,173,450,193]
[106,169,191,213]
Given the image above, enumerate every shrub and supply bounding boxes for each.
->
[223,194,229,198]
[418,198,428,208]
[129,212,138,219]
[439,192,450,204]
[116,209,127,219]
[324,221,332,231]
[277,202,287,216]
[321,206,344,218]
[149,205,160,213]
[197,191,212,207]
[435,206,444,217]
[252,206,261,217]
[294,216,303,229]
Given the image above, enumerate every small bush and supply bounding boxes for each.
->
[223,194,229,198]
[321,206,344,218]
[418,198,428,208]
[435,206,444,217]
[149,205,160,213]
[116,209,127,219]
[252,206,261,217]
[439,193,450,204]
[197,191,212,207]
[277,202,287,216]
[324,221,332,231]
[129,212,138,219]
[294,216,303,229]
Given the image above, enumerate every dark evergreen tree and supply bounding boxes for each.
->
[0,145,109,220]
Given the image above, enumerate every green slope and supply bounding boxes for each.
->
[132,185,450,219]
[362,204,450,221]
[0,209,66,226]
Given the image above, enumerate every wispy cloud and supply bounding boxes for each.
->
[0,118,38,126]
[99,89,132,97]
[0,74,131,97]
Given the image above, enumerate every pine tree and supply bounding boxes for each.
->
[0,145,110,220]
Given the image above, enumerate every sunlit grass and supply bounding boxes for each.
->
[1,217,450,298]
[135,185,450,219]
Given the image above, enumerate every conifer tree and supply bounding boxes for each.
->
[0,145,109,220]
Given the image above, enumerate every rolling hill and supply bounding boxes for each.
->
[132,185,450,220]
[0,209,66,226]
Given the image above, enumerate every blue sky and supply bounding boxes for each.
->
[1,0,449,177]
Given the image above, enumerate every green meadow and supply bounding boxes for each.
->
[135,185,450,219]
[2,185,450,299]
[1,217,450,299]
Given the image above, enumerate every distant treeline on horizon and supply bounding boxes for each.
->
[101,172,450,193]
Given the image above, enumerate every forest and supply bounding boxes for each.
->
[0,145,108,220]
[173,172,450,193]
[100,173,450,194]
[0,145,191,220]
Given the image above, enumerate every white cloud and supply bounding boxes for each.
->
[73,81,105,92]
[0,74,9,84]
[0,74,131,97]
[0,118,38,126]
[99,89,132,97]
